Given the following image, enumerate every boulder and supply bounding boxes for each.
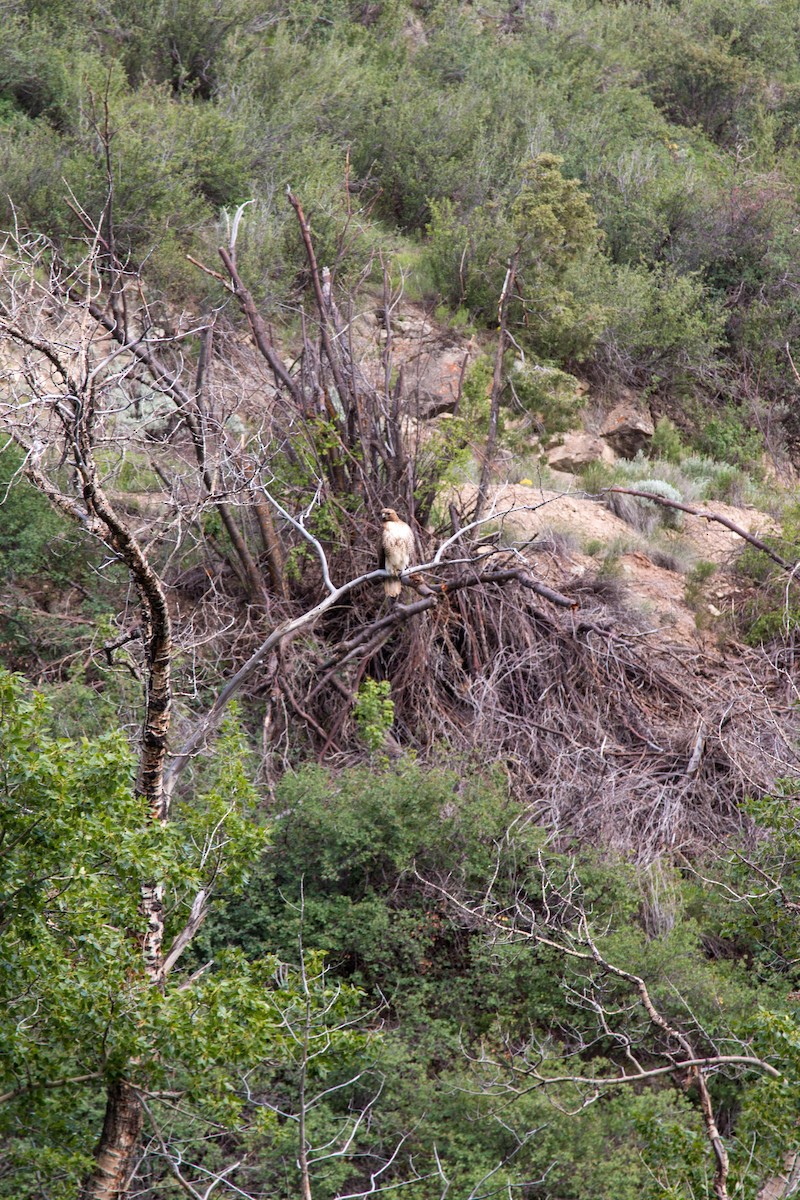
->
[600,402,654,458]
[547,432,615,473]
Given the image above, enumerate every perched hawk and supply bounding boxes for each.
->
[379,507,414,598]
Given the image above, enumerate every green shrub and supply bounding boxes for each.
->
[579,460,622,494]
[639,22,761,144]
[693,405,765,472]
[0,447,90,585]
[509,361,583,446]
[735,501,800,642]
[701,465,749,504]
[353,678,394,753]
[648,416,686,465]
[427,155,604,362]
[593,260,726,394]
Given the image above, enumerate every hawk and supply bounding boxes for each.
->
[379,507,414,598]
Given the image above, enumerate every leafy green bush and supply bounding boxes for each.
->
[0,676,275,1196]
[639,23,761,144]
[693,404,765,472]
[428,154,604,362]
[353,678,394,752]
[0,446,90,585]
[0,13,84,128]
[733,500,800,642]
[197,750,797,1198]
[508,360,583,446]
[593,260,726,394]
[649,416,686,465]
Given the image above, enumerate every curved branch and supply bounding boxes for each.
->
[605,487,794,574]
[261,485,335,594]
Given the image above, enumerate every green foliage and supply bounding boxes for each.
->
[428,154,603,361]
[684,559,717,612]
[112,452,161,493]
[200,755,796,1197]
[411,355,491,498]
[2,676,797,1197]
[5,2,800,1188]
[693,404,765,471]
[353,677,394,752]
[649,416,686,465]
[0,0,797,417]
[595,260,727,394]
[733,500,800,644]
[693,787,800,1186]
[0,446,121,674]
[0,13,86,128]
[509,360,584,447]
[639,21,762,144]
[512,152,602,272]
[0,445,89,584]
[743,602,800,647]
[203,758,516,1000]
[0,673,303,1195]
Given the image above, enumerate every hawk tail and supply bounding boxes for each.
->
[384,576,402,598]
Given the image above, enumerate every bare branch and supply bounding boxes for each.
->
[161,889,208,981]
[605,486,795,575]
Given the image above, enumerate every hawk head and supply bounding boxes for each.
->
[380,507,401,523]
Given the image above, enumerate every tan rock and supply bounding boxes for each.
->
[600,402,655,458]
[547,432,615,473]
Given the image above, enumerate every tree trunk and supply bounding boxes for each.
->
[255,494,288,598]
[82,1080,143,1200]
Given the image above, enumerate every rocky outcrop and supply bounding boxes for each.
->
[600,401,654,458]
[547,432,615,473]
[353,304,477,419]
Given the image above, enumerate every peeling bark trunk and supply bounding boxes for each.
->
[82,1080,143,1200]
[73,478,171,1195]
[81,476,172,821]
[696,1068,730,1200]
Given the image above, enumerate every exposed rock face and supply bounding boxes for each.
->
[600,402,655,458]
[547,432,615,473]
[353,303,477,419]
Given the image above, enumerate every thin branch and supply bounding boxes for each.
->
[505,1055,780,1090]
[261,485,335,594]
[0,1072,102,1104]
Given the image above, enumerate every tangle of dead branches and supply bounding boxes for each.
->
[269,551,800,858]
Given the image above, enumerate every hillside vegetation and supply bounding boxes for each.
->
[3,2,800,1198]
